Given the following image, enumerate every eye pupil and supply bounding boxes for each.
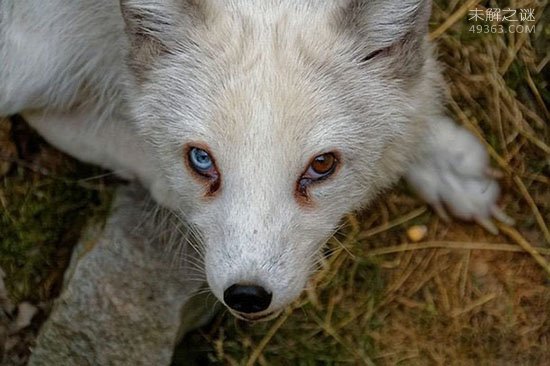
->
[196,151,209,163]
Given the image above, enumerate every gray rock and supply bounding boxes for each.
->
[29,185,217,366]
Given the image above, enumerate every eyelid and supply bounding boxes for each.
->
[303,163,336,180]
[195,165,218,179]
[359,47,390,64]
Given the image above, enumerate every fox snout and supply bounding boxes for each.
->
[200,205,323,320]
[204,238,310,320]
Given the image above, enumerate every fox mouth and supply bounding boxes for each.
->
[231,310,281,322]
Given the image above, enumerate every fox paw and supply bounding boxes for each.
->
[406,122,513,234]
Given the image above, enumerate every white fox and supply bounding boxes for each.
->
[1,0,509,337]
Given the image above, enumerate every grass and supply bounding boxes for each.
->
[1,0,549,365]
[0,121,114,304]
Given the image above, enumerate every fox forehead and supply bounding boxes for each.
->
[143,6,399,149]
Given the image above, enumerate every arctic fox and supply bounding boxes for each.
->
[0,0,510,322]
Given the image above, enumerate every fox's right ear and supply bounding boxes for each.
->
[119,0,213,78]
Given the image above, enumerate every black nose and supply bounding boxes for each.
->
[223,284,272,314]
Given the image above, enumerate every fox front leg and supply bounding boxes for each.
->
[405,116,513,234]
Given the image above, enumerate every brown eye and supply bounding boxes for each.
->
[297,152,340,198]
[311,153,336,175]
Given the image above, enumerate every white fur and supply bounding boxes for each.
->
[0,0,507,318]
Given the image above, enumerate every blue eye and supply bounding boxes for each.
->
[186,145,221,194]
[189,147,213,172]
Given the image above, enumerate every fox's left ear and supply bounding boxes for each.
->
[337,0,431,46]
[336,0,432,75]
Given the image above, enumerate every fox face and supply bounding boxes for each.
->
[121,0,437,320]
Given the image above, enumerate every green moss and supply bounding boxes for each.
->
[0,163,113,303]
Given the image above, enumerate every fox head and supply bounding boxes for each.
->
[120,0,440,320]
